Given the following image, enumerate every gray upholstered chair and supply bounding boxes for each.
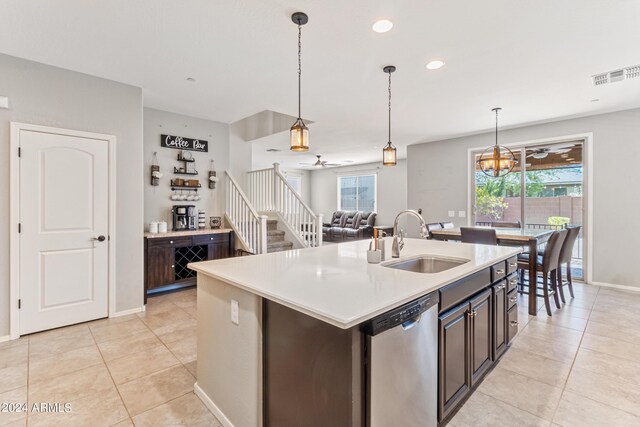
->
[440,221,455,229]
[339,211,362,241]
[460,227,498,245]
[425,223,443,239]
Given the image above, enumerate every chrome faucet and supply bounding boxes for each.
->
[392,209,429,258]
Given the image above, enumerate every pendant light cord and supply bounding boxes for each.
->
[297,23,302,119]
[495,108,499,147]
[388,71,392,143]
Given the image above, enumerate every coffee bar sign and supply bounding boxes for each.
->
[161,134,208,152]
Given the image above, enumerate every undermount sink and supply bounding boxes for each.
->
[383,255,469,274]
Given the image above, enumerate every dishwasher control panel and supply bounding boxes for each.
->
[362,291,439,336]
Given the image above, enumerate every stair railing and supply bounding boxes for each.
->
[225,171,268,254]
[247,163,323,247]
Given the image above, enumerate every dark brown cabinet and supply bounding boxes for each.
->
[492,280,507,360]
[144,231,234,300]
[438,259,518,423]
[470,289,492,385]
[438,303,471,420]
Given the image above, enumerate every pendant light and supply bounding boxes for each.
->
[290,12,309,151]
[382,65,397,166]
[476,107,517,177]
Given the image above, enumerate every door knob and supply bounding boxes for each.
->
[93,235,106,242]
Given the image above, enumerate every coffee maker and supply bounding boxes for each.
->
[172,205,197,231]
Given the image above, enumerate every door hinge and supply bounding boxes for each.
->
[18,147,21,157]
[18,299,21,309]
[18,223,21,233]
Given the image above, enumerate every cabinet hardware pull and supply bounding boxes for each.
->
[170,240,174,244]
[510,320,519,326]
[495,269,505,274]
[171,265,175,268]
[210,237,214,240]
[509,262,517,268]
[509,297,517,303]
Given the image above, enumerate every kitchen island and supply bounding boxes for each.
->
[188,238,521,427]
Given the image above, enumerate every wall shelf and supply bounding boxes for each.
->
[174,167,199,175]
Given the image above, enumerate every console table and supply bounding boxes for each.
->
[144,229,234,302]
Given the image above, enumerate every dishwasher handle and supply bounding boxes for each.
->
[401,314,422,331]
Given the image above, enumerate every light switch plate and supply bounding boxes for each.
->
[231,299,239,325]
[448,210,455,218]
[0,96,8,109]
[458,211,466,218]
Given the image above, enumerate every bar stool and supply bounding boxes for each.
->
[461,227,498,245]
[517,229,568,316]
[556,225,581,302]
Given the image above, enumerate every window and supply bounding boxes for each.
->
[338,174,377,212]
[286,174,302,197]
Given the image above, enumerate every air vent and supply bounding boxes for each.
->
[592,65,640,86]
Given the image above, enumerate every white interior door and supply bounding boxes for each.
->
[19,128,110,335]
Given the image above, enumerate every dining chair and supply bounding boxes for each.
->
[517,229,568,316]
[460,227,498,245]
[425,223,443,239]
[491,221,521,228]
[440,221,454,229]
[556,225,581,302]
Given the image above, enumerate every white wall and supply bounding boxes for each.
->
[407,108,640,288]
[310,160,407,226]
[143,108,229,227]
[0,53,144,335]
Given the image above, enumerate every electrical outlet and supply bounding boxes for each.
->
[448,210,455,218]
[231,299,239,325]
[0,96,8,109]
[458,211,466,218]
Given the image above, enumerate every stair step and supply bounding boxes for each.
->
[267,230,285,243]
[267,219,278,231]
[267,240,294,253]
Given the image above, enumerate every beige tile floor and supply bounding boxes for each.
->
[2,283,639,426]
[449,282,640,427]
[0,287,221,427]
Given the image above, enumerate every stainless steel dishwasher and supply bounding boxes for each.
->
[363,291,439,427]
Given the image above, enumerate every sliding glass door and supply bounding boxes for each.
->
[473,141,584,279]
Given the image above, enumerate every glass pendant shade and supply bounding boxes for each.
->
[290,118,309,151]
[383,142,397,166]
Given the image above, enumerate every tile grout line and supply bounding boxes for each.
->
[548,285,599,425]
[89,319,136,425]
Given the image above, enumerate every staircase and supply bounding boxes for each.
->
[224,163,323,255]
[267,220,294,253]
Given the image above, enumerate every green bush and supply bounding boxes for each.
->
[548,216,570,226]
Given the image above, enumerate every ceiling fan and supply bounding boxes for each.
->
[526,144,574,159]
[299,155,341,168]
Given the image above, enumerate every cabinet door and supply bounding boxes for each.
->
[470,289,492,385]
[146,246,174,290]
[438,303,471,421]
[492,281,507,360]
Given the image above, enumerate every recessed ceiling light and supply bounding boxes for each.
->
[186,77,196,82]
[426,60,445,70]
[372,19,393,33]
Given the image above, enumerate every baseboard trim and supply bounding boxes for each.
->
[0,335,11,343]
[589,281,640,292]
[111,306,145,318]
[194,382,235,427]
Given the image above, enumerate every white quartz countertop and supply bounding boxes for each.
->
[188,238,521,329]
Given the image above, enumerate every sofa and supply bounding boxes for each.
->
[322,211,377,242]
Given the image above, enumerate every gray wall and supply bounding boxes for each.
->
[143,108,229,227]
[408,108,640,288]
[310,160,407,226]
[0,53,144,335]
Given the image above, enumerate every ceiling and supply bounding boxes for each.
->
[1,0,639,170]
